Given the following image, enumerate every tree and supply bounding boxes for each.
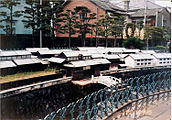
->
[110,14,125,47]
[23,0,64,48]
[98,13,125,47]
[163,27,171,44]
[61,9,77,48]
[98,14,111,47]
[151,26,163,46]
[0,0,23,35]
[144,25,164,49]
[123,37,144,49]
[74,6,96,47]
[23,0,39,47]
[144,25,153,50]
[42,0,64,48]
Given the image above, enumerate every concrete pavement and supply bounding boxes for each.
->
[111,93,171,120]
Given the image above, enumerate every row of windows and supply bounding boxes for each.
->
[159,58,171,60]
[0,55,31,61]
[159,61,171,64]
[137,59,152,61]
[137,62,151,65]
[110,52,123,55]
[67,57,79,61]
[83,66,91,70]
[67,56,91,61]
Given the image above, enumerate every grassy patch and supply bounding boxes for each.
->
[0,68,57,84]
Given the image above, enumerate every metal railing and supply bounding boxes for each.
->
[42,71,171,120]
[101,65,171,75]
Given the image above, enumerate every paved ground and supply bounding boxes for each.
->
[112,93,171,120]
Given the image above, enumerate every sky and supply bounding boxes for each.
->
[110,0,171,7]
[155,1,171,7]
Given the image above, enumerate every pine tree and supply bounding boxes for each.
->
[39,0,64,48]
[61,9,77,48]
[74,6,96,47]
[109,14,125,47]
[23,0,39,47]
[98,14,112,47]
[23,0,64,48]
[48,0,64,48]
[0,0,23,35]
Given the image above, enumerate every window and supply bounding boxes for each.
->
[160,62,162,64]
[148,62,151,64]
[160,58,162,60]
[163,62,166,63]
[22,56,26,59]
[145,63,147,65]
[1,57,6,61]
[83,66,91,70]
[141,63,143,65]
[137,63,140,65]
[141,59,144,61]
[148,59,151,61]
[137,59,140,61]
[167,58,170,60]
[145,59,147,61]
[80,13,85,20]
[164,58,166,60]
[167,62,169,63]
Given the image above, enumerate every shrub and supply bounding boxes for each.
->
[123,37,145,49]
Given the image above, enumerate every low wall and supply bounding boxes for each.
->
[0,73,63,90]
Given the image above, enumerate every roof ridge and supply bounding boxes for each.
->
[147,0,163,8]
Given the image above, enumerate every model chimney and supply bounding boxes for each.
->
[124,0,130,11]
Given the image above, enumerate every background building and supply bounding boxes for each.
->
[56,0,126,47]
[0,0,32,35]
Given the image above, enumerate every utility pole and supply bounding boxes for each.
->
[40,0,42,48]
[162,14,164,27]
[155,8,158,26]
[144,0,147,26]
[144,0,148,50]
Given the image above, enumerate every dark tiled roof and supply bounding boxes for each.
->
[112,0,162,11]
[90,0,125,12]
[64,0,126,14]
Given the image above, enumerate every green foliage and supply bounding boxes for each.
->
[151,26,163,45]
[60,9,77,47]
[0,0,23,35]
[137,20,144,30]
[23,0,64,47]
[73,6,96,46]
[163,27,171,42]
[123,37,144,49]
[22,0,39,47]
[98,13,125,47]
[144,25,164,48]
[155,45,166,50]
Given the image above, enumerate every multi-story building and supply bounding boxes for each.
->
[112,0,171,28]
[56,0,126,47]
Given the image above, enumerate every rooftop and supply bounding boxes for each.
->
[111,0,162,11]
[130,8,165,17]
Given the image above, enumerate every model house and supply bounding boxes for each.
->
[152,53,171,66]
[124,53,154,68]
